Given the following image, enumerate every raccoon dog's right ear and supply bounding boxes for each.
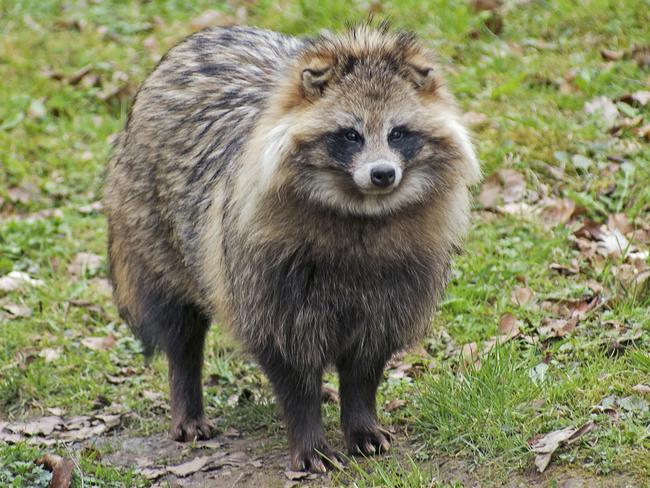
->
[301,66,333,100]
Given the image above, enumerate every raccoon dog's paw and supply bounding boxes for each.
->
[346,424,392,456]
[291,443,344,473]
[170,416,213,442]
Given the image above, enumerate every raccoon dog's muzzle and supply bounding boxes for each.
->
[352,160,403,194]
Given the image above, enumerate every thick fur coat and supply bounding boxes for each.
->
[105,24,480,472]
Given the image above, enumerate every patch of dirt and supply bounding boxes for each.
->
[86,429,640,487]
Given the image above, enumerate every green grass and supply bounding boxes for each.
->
[1,0,649,486]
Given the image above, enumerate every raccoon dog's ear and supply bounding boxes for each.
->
[405,64,438,92]
[301,66,333,100]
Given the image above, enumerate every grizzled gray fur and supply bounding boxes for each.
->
[104,24,480,472]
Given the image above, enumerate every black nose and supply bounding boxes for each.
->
[370,165,396,188]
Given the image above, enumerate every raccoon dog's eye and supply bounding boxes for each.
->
[388,128,403,142]
[344,129,361,143]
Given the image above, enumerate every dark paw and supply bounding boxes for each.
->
[170,416,213,442]
[290,443,344,473]
[346,425,392,456]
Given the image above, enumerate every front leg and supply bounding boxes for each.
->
[337,354,391,456]
[258,348,341,472]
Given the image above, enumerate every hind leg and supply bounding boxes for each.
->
[163,301,212,442]
[121,284,212,440]
[108,223,211,441]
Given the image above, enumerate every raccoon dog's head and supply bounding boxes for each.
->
[256,25,480,218]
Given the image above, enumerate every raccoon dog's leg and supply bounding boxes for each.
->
[164,301,212,442]
[337,354,391,456]
[136,286,212,442]
[258,347,341,472]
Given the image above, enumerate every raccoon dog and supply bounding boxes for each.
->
[105,24,480,472]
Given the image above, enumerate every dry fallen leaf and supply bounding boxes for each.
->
[167,455,212,477]
[528,421,596,473]
[1,301,32,318]
[37,453,75,488]
[67,252,103,277]
[477,169,526,208]
[39,347,62,363]
[600,48,624,61]
[549,260,580,275]
[584,96,619,128]
[81,336,116,351]
[538,317,578,340]
[67,65,92,85]
[632,384,650,395]
[618,90,650,107]
[7,186,33,204]
[77,201,103,214]
[607,213,634,235]
[385,399,407,412]
[538,198,577,228]
[511,287,535,306]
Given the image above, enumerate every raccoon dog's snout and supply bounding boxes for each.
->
[353,161,402,193]
[370,164,396,187]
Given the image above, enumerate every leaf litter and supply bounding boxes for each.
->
[0,412,123,446]
[528,421,597,473]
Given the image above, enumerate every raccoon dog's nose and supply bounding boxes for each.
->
[370,165,396,188]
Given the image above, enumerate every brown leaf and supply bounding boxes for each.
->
[39,347,62,363]
[600,48,624,61]
[607,213,634,235]
[0,271,44,292]
[460,342,480,370]
[510,287,535,307]
[638,123,650,141]
[6,416,62,436]
[538,198,577,228]
[385,399,407,412]
[529,421,596,473]
[584,96,619,128]
[618,90,650,107]
[632,384,650,395]
[613,261,650,288]
[285,470,311,481]
[54,17,85,31]
[549,260,580,275]
[77,201,103,214]
[67,252,103,277]
[37,453,75,488]
[167,455,212,477]
[630,44,650,68]
[477,169,526,208]
[497,313,519,337]
[538,317,578,340]
[1,301,32,318]
[66,65,92,86]
[7,186,32,204]
[81,336,116,351]
[540,294,603,320]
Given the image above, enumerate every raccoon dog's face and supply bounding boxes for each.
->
[280,29,480,217]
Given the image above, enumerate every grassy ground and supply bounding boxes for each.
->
[1,0,649,486]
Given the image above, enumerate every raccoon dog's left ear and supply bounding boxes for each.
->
[301,66,333,100]
[405,64,438,93]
